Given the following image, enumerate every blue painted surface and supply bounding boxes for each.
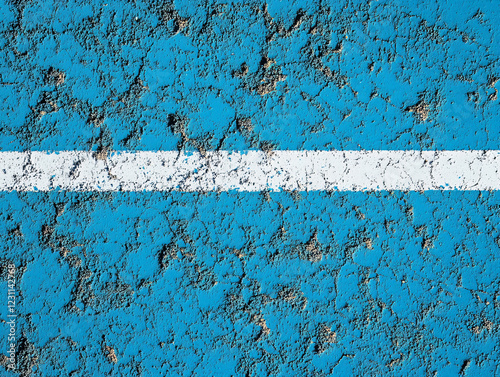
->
[1,191,500,376]
[0,0,499,151]
[1,0,500,376]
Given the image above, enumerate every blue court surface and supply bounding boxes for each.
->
[0,0,499,376]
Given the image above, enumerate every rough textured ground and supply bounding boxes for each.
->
[0,0,499,376]
[1,0,499,152]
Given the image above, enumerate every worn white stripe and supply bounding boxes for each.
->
[0,151,499,191]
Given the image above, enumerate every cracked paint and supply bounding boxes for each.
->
[0,0,499,376]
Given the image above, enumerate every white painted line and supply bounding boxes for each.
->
[0,151,499,191]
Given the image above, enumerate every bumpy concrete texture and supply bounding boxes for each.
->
[0,0,500,376]
[1,0,499,152]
